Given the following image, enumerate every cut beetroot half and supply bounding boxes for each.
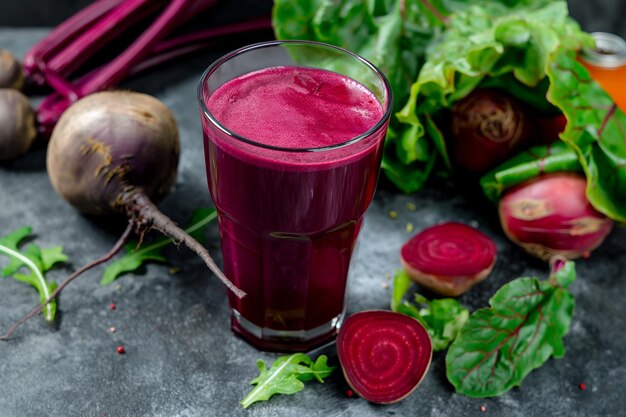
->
[337,310,432,404]
[400,222,497,296]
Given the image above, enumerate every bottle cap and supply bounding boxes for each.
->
[581,32,626,69]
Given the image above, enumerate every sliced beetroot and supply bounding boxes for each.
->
[337,310,432,404]
[499,173,614,260]
[400,222,497,296]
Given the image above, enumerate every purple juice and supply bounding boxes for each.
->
[201,65,388,351]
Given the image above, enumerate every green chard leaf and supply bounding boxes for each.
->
[480,141,583,203]
[241,353,335,409]
[480,49,626,223]
[274,0,593,193]
[274,0,448,192]
[546,50,626,222]
[446,260,576,397]
[100,208,217,285]
[393,1,592,191]
[392,270,469,351]
[274,0,445,108]
[0,227,68,322]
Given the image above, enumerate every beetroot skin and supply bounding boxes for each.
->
[47,90,179,215]
[0,89,37,160]
[450,88,531,173]
[499,173,614,260]
[400,222,497,296]
[0,91,240,339]
[0,49,24,90]
[337,310,432,404]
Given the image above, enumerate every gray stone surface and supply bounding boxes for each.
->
[1,28,626,417]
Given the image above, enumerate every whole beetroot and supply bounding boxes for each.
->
[499,173,614,260]
[450,88,531,173]
[0,90,242,340]
[0,89,37,161]
[0,49,24,90]
[47,90,179,215]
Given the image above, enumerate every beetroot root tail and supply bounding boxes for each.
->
[123,191,245,299]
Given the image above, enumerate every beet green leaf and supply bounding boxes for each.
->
[446,260,576,397]
[546,50,626,222]
[479,141,583,203]
[273,0,593,193]
[392,270,469,351]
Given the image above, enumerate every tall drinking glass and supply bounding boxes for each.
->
[197,41,392,351]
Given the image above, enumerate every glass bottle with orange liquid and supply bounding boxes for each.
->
[580,32,626,112]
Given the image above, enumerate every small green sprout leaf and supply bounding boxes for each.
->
[392,270,469,351]
[0,227,68,322]
[100,208,217,285]
[241,353,335,409]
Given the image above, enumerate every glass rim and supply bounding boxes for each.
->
[197,40,393,153]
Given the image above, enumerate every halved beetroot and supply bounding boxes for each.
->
[337,310,432,404]
[400,222,497,296]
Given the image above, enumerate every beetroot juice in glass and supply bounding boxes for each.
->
[197,41,392,351]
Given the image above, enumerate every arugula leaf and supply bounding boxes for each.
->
[446,261,576,397]
[3,244,68,277]
[100,242,167,286]
[241,353,335,409]
[392,270,469,351]
[300,355,335,383]
[546,50,626,222]
[39,246,70,271]
[100,208,217,285]
[391,269,416,313]
[0,226,32,276]
[0,227,68,322]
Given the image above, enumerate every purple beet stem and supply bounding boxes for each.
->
[23,0,126,84]
[35,13,271,135]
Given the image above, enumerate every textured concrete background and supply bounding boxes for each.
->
[1,3,626,417]
[0,0,625,39]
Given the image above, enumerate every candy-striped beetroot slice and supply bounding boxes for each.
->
[400,222,496,296]
[337,310,432,404]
